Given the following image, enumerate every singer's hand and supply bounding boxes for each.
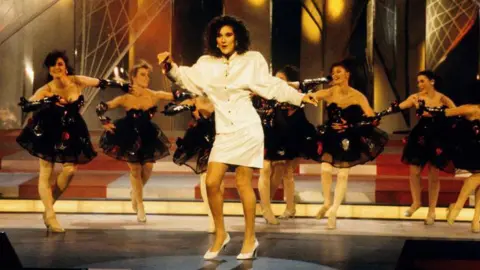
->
[157,52,172,74]
[302,93,318,106]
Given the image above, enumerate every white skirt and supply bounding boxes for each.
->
[208,123,264,168]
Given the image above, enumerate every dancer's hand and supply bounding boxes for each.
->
[302,93,318,106]
[158,52,172,74]
[43,92,66,107]
[365,116,381,127]
[56,97,68,107]
[192,109,201,120]
[332,118,348,132]
[103,122,116,134]
[180,99,195,106]
[420,111,433,117]
[194,97,214,119]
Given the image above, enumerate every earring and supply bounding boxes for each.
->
[235,41,238,47]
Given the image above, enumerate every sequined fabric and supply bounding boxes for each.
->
[16,95,97,164]
[449,119,480,173]
[172,115,215,174]
[401,115,455,173]
[315,103,388,168]
[99,106,170,164]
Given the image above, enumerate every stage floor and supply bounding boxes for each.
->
[2,213,480,270]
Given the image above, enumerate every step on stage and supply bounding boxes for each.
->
[0,132,475,220]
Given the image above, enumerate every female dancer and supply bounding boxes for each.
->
[257,65,318,224]
[159,15,317,259]
[378,70,455,225]
[96,60,174,222]
[16,50,129,232]
[252,90,286,225]
[163,95,219,233]
[311,58,388,229]
[421,103,480,232]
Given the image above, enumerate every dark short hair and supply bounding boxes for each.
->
[129,60,152,81]
[330,57,357,74]
[43,50,74,82]
[204,15,250,57]
[330,57,358,86]
[417,70,436,81]
[276,65,300,82]
[418,70,443,90]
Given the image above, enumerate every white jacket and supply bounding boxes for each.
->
[167,51,304,133]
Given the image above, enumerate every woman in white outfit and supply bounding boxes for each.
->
[159,15,317,260]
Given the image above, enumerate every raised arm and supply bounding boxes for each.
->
[444,105,475,117]
[248,52,316,106]
[73,75,130,93]
[17,85,59,112]
[398,95,417,110]
[73,76,100,88]
[159,52,206,97]
[132,86,174,103]
[422,104,474,118]
[312,87,333,101]
[420,101,469,118]
[376,94,417,118]
[152,90,174,101]
[103,95,125,110]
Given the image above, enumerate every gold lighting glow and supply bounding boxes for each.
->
[302,8,321,44]
[418,41,426,71]
[25,62,34,85]
[247,0,266,7]
[328,0,345,20]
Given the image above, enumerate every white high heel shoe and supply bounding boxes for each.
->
[236,239,259,260]
[203,233,230,260]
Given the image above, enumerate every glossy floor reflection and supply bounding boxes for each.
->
[5,229,405,270]
[79,256,335,270]
[3,213,480,270]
